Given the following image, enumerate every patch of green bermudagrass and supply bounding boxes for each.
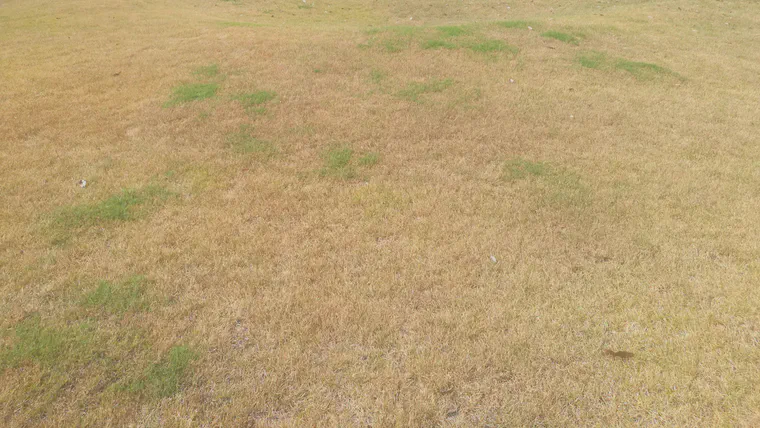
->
[226,126,276,156]
[436,25,470,37]
[0,315,96,369]
[502,158,590,208]
[468,39,518,54]
[422,39,457,50]
[615,59,675,79]
[82,275,150,315]
[503,158,551,181]
[499,20,538,29]
[578,51,682,80]
[321,147,355,179]
[128,345,197,398]
[233,90,276,114]
[164,83,218,107]
[53,185,172,231]
[358,152,380,167]
[578,51,607,69]
[397,78,453,102]
[541,31,580,44]
[193,64,219,78]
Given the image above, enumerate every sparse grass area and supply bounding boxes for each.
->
[164,83,218,107]
[3,0,759,425]
[541,30,580,45]
[397,78,453,102]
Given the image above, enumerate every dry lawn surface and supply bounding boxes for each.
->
[1,0,760,425]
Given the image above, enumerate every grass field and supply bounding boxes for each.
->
[1,0,760,425]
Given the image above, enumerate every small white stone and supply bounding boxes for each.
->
[509,78,516,83]
[527,26,533,30]
[489,255,497,263]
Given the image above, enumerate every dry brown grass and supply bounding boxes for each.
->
[2,0,760,425]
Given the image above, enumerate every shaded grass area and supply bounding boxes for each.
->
[164,83,218,107]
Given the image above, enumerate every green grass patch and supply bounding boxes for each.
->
[321,147,355,179]
[164,83,218,107]
[128,345,197,398]
[578,51,682,80]
[226,126,277,157]
[382,38,409,53]
[468,39,518,54]
[436,25,470,37]
[615,59,673,79]
[82,275,150,315]
[217,21,262,28]
[541,31,580,45]
[578,51,607,69]
[370,69,386,85]
[498,20,537,30]
[503,158,551,181]
[397,78,453,102]
[0,315,96,369]
[233,90,277,114]
[422,39,457,50]
[192,64,219,78]
[358,152,380,167]
[52,185,172,231]
[503,158,590,208]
